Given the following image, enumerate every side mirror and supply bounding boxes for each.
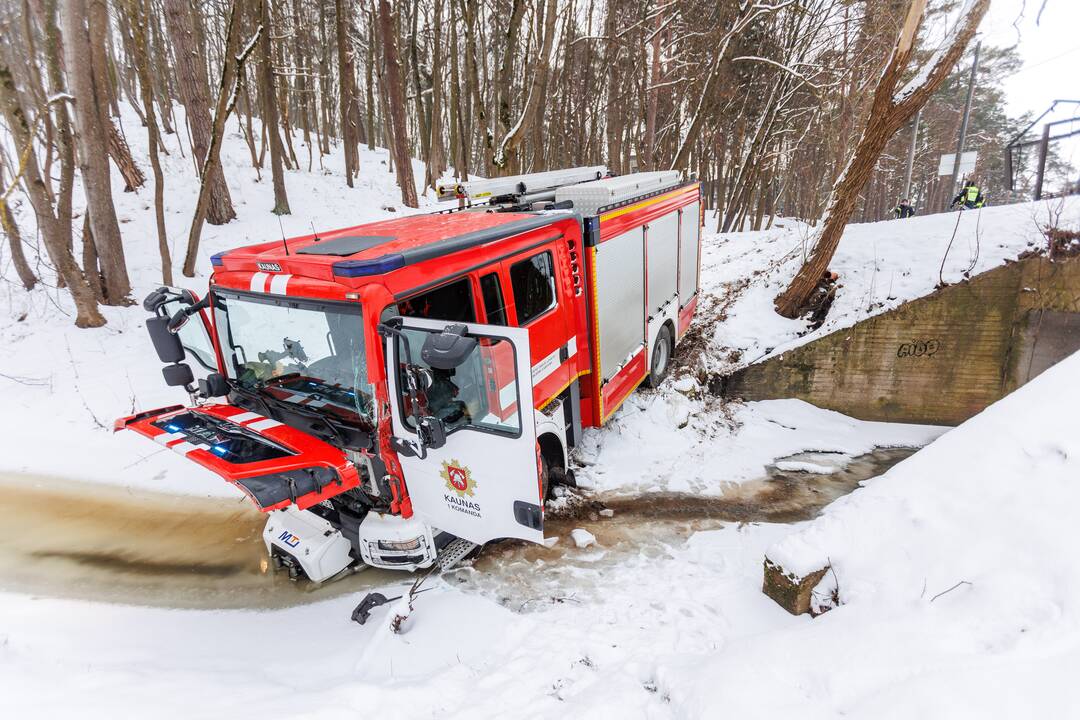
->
[418,416,447,450]
[162,363,195,388]
[143,286,197,313]
[143,286,169,312]
[198,373,229,398]
[146,316,185,363]
[421,323,477,370]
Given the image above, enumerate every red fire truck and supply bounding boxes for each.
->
[117,167,702,581]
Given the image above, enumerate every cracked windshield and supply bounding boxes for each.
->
[214,292,373,427]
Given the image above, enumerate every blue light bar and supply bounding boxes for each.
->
[211,444,229,456]
[332,253,406,278]
[166,423,181,432]
[210,252,226,267]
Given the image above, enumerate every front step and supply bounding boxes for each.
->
[437,538,479,571]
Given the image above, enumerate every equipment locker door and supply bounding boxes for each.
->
[385,317,544,545]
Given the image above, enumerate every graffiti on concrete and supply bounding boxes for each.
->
[897,339,940,358]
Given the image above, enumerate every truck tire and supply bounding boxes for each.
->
[645,324,673,388]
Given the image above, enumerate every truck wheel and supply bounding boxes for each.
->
[645,324,673,388]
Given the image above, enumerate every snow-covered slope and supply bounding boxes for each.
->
[5,354,1077,718]
[698,197,1080,374]
[0,105,950,495]
[0,104,436,494]
[678,348,1080,717]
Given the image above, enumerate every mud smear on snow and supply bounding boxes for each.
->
[0,474,396,609]
[0,448,915,610]
[458,447,917,609]
[559,447,919,525]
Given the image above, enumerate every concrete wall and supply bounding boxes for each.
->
[725,255,1080,426]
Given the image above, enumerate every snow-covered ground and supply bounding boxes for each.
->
[4,352,1078,717]
[3,103,1079,718]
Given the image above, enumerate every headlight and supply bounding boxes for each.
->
[377,537,423,552]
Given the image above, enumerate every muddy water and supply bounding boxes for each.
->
[0,448,915,610]
[0,474,398,609]
[460,448,917,608]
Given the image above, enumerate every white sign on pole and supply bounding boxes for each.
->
[937,151,978,176]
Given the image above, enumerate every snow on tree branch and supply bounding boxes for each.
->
[893,0,982,105]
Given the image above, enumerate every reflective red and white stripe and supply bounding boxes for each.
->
[248,272,292,295]
[150,408,283,458]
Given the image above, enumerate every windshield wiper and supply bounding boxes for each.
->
[240,384,350,445]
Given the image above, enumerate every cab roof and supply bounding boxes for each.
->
[210,208,583,302]
[213,210,553,273]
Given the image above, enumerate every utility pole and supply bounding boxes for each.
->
[903,108,920,203]
[1034,122,1051,200]
[948,40,980,208]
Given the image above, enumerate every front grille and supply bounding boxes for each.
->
[376,554,425,565]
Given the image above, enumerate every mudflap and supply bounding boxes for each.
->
[115,403,360,512]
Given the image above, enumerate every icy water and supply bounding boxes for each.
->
[0,448,914,609]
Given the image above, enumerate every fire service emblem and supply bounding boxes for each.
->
[441,460,476,498]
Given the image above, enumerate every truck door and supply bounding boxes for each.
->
[385,316,543,545]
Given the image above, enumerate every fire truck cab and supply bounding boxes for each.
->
[117,168,702,582]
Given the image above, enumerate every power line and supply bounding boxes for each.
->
[1003,44,1080,79]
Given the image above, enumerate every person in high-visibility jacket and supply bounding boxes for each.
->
[951,180,985,209]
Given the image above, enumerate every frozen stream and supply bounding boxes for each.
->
[0,448,915,609]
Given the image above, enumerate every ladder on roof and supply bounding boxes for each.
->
[436,165,609,205]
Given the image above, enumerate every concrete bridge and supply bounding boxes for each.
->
[724,253,1080,426]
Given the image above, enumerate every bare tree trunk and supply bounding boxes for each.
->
[107,121,146,191]
[0,62,104,326]
[87,3,145,193]
[775,0,989,318]
[448,0,467,179]
[0,159,36,289]
[424,0,445,190]
[259,0,291,214]
[63,0,132,304]
[41,0,76,272]
[407,2,431,165]
[365,6,376,150]
[273,2,300,171]
[318,0,333,155]
[291,0,313,170]
[183,1,260,276]
[493,0,525,158]
[462,0,490,175]
[148,11,175,135]
[493,0,556,173]
[643,9,662,171]
[378,0,417,207]
[127,0,173,284]
[335,0,360,186]
[163,0,237,225]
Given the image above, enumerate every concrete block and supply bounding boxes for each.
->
[762,557,829,616]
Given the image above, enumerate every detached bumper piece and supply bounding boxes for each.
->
[115,403,360,512]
